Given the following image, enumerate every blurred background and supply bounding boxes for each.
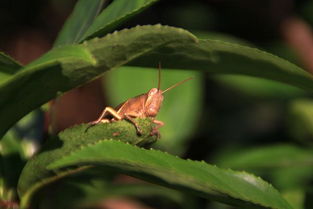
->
[1,0,313,208]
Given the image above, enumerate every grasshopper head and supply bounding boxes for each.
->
[145,88,164,117]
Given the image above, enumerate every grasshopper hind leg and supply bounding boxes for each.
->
[124,114,143,136]
[85,107,122,132]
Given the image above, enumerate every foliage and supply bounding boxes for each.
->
[1,0,313,209]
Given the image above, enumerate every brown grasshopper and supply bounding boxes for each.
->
[87,65,192,136]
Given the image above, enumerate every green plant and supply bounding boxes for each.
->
[1,0,313,209]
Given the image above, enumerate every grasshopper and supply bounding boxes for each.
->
[87,65,192,136]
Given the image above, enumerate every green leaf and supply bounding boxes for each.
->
[18,118,158,208]
[82,0,159,41]
[47,140,293,209]
[214,75,307,99]
[193,32,306,99]
[215,144,313,169]
[288,99,313,145]
[0,25,197,138]
[214,145,313,190]
[3,26,313,143]
[193,31,252,47]
[106,66,202,154]
[130,39,313,91]
[0,52,22,84]
[282,189,305,209]
[54,0,105,47]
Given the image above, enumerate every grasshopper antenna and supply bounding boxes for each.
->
[162,77,193,94]
[158,62,161,91]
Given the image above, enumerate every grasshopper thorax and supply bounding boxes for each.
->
[145,88,164,117]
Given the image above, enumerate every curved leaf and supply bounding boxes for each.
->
[215,144,313,169]
[193,32,307,99]
[214,75,307,99]
[130,39,313,91]
[288,99,313,145]
[0,25,197,138]
[282,189,305,209]
[54,0,106,47]
[48,140,293,209]
[82,0,159,41]
[18,118,158,208]
[214,144,313,190]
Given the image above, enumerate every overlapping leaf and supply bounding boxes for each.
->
[130,39,313,91]
[215,144,313,169]
[54,0,106,47]
[18,119,158,208]
[214,144,313,190]
[47,140,293,209]
[82,0,159,40]
[0,25,197,138]
[2,25,313,140]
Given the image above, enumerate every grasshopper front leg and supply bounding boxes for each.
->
[150,120,164,137]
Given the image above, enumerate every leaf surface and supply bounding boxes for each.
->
[215,144,313,169]
[2,27,313,141]
[54,0,106,47]
[288,99,313,145]
[0,25,196,138]
[48,140,293,209]
[82,0,159,40]
[130,39,313,91]
[214,144,313,190]
[18,118,158,208]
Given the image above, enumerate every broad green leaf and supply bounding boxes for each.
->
[106,66,202,155]
[282,190,305,209]
[0,52,22,84]
[272,166,313,191]
[130,39,313,91]
[215,144,313,169]
[288,99,313,145]
[194,32,306,99]
[54,0,105,47]
[265,42,299,66]
[0,25,197,138]
[214,75,307,99]
[82,0,159,41]
[3,26,313,142]
[214,145,313,190]
[48,140,293,209]
[18,118,158,208]
[194,31,252,47]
